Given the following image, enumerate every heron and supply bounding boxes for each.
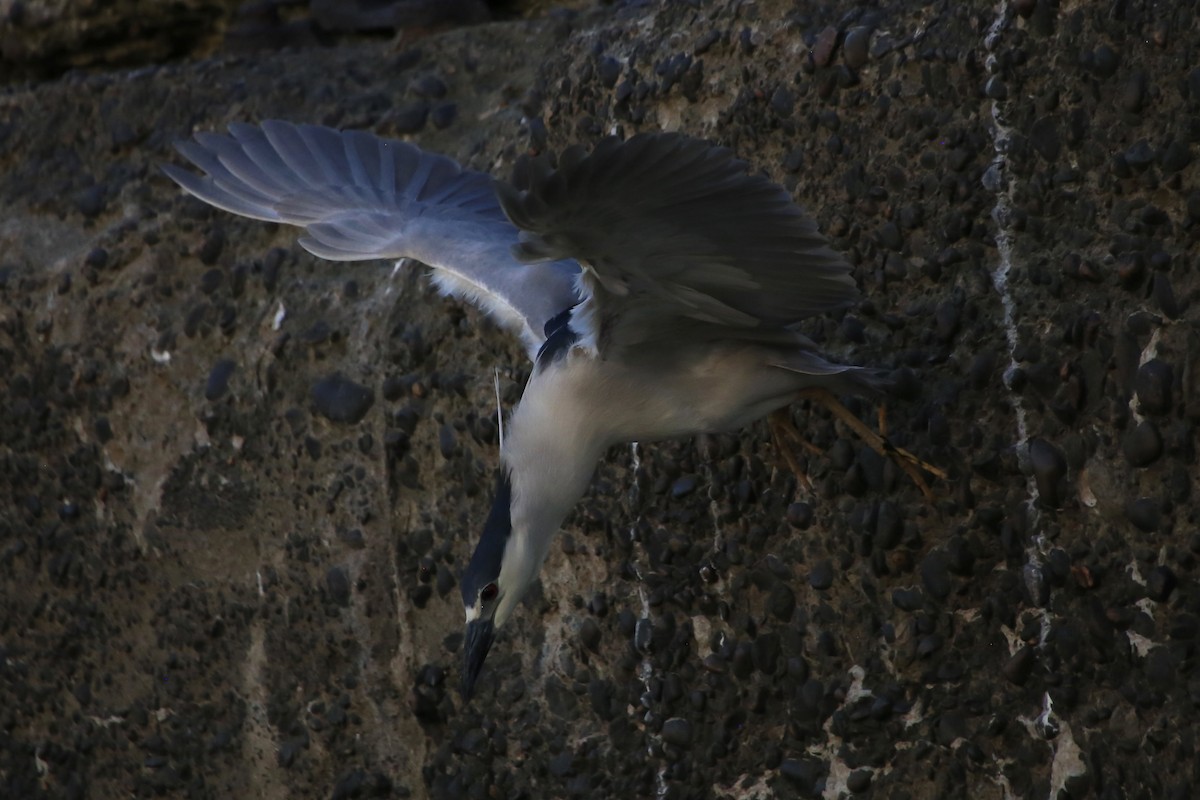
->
[164,120,937,700]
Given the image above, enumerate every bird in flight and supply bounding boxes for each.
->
[165,120,936,699]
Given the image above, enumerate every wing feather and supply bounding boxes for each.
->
[496,133,858,353]
[165,120,580,355]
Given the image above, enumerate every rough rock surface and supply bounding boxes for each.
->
[2,1,1198,798]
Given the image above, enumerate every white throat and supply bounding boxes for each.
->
[495,356,610,613]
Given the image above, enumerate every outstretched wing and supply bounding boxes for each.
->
[494,133,858,353]
[163,120,580,354]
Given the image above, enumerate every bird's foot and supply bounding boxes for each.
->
[768,408,823,491]
[791,387,946,502]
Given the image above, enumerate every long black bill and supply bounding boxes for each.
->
[462,619,495,700]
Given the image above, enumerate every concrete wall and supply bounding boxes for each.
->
[1,1,1196,797]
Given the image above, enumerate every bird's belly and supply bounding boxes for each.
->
[591,353,799,443]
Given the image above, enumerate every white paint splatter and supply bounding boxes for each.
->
[84,714,125,728]
[810,666,874,800]
[902,697,925,729]
[991,767,1019,800]
[1129,327,1161,423]
[493,368,505,452]
[624,441,670,798]
[984,5,1038,514]
[1047,723,1087,800]
[708,497,724,552]
[1017,693,1087,798]
[1125,630,1159,658]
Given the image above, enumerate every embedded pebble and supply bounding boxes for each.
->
[920,551,952,599]
[1122,421,1163,467]
[84,247,109,269]
[430,103,457,129]
[891,587,924,611]
[205,358,236,401]
[731,642,754,679]
[810,26,838,67]
[843,26,870,69]
[846,769,872,793]
[1029,438,1067,508]
[198,267,223,294]
[1159,140,1191,173]
[768,583,796,621]
[326,566,350,606]
[589,592,609,617]
[1029,116,1060,162]
[769,86,794,117]
[841,315,865,343]
[1124,498,1161,532]
[391,101,429,133]
[752,632,780,673]
[578,618,601,652]
[1135,360,1173,415]
[827,439,854,470]
[808,560,834,590]
[1091,44,1119,77]
[786,502,813,529]
[76,185,105,217]
[936,712,968,746]
[1004,646,1035,686]
[1123,139,1155,169]
[588,679,614,719]
[417,556,434,584]
[1146,566,1176,602]
[409,74,447,99]
[1014,0,1037,17]
[661,717,692,746]
[876,221,902,251]
[916,633,942,657]
[875,500,902,548]
[780,758,825,791]
[1119,71,1147,113]
[435,564,454,597]
[438,423,458,459]
[670,475,697,498]
[301,320,332,346]
[1151,274,1180,319]
[597,56,621,87]
[311,374,375,424]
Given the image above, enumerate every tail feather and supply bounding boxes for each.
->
[771,349,890,398]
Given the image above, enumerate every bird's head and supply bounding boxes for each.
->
[460,470,536,700]
[459,404,596,700]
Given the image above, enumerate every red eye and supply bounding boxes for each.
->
[480,583,498,602]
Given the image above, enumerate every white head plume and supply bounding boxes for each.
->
[494,368,505,452]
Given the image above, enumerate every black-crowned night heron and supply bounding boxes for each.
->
[165,121,938,699]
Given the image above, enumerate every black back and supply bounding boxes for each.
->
[535,306,579,369]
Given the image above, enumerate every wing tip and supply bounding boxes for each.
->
[160,161,192,187]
